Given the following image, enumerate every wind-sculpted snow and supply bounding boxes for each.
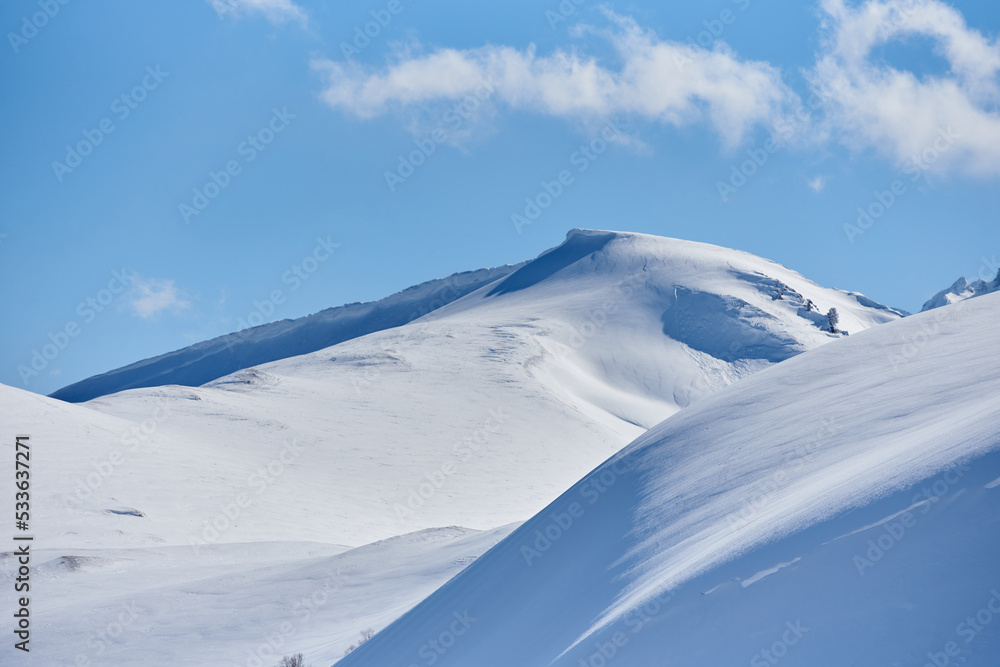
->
[338,292,1000,667]
[485,230,616,296]
[660,287,801,362]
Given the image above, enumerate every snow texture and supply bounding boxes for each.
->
[340,292,1000,667]
[0,229,915,665]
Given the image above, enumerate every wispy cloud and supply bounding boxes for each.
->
[209,0,307,26]
[313,2,1000,178]
[809,0,1000,176]
[807,175,827,192]
[313,11,800,149]
[128,277,192,319]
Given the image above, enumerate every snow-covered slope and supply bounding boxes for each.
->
[1,522,518,666]
[0,381,518,664]
[71,229,904,548]
[1,229,907,665]
[339,292,1000,667]
[921,268,1000,311]
[49,264,522,403]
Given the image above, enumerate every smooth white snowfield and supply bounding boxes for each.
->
[0,385,519,665]
[338,292,1000,667]
[0,229,907,664]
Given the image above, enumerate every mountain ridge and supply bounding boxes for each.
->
[49,264,523,403]
[921,267,1000,311]
[51,228,909,405]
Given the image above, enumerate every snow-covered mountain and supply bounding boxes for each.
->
[1,229,908,665]
[921,268,1000,311]
[339,291,1000,667]
[49,264,522,403]
[63,229,904,547]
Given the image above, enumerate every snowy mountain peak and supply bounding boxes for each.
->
[29,229,908,550]
[51,229,904,409]
[921,267,1000,311]
[4,229,926,666]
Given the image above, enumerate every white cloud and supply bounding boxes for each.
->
[807,175,827,192]
[313,11,800,149]
[810,0,1000,176]
[128,278,192,319]
[312,2,1000,178]
[209,0,307,26]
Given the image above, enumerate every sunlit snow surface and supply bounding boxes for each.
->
[1,230,913,665]
[340,292,1000,667]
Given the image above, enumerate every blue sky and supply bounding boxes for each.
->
[1,0,998,395]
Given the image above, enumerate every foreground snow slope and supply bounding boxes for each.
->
[0,524,517,666]
[75,229,903,547]
[50,264,521,403]
[0,382,519,664]
[340,292,1000,667]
